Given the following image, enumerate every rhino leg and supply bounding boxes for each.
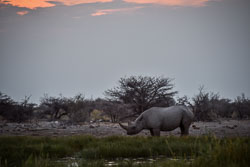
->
[150,129,160,136]
[180,122,190,136]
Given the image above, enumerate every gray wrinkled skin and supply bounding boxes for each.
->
[119,105,194,136]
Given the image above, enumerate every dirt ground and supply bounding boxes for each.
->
[0,119,250,137]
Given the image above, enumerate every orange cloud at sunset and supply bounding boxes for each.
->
[0,0,215,11]
[55,0,112,6]
[1,0,55,9]
[16,10,29,15]
[123,0,213,6]
[91,6,143,16]
[0,0,113,10]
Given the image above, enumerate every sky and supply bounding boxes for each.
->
[0,0,249,103]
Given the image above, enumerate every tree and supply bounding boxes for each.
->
[94,98,132,122]
[191,86,233,121]
[0,92,16,120]
[233,94,250,119]
[214,98,232,118]
[0,92,35,122]
[39,94,69,120]
[176,95,193,107]
[105,76,177,114]
[15,96,36,122]
[67,94,94,123]
[0,92,15,115]
[192,86,216,121]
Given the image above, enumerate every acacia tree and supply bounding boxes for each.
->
[0,92,35,122]
[67,94,94,123]
[233,94,250,119]
[15,96,36,122]
[192,86,214,121]
[94,98,132,122]
[39,94,95,122]
[176,95,193,107]
[105,76,177,114]
[39,94,69,120]
[191,86,229,121]
[0,92,15,115]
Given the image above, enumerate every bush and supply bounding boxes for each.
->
[0,92,35,122]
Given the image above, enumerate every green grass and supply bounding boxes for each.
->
[0,135,249,167]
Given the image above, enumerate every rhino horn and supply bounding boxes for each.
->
[119,122,128,131]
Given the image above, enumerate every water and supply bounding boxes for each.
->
[56,156,193,166]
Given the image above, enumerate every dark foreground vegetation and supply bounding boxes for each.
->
[0,135,249,167]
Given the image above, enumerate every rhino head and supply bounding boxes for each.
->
[119,117,144,135]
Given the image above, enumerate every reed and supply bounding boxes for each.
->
[0,135,249,167]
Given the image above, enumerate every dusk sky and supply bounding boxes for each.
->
[0,0,249,103]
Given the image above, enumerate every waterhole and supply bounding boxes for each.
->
[56,156,193,166]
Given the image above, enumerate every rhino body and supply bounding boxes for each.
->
[119,105,194,136]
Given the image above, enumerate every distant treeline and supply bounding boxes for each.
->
[1,76,250,123]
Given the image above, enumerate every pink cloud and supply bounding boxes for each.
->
[91,6,143,16]
[16,10,29,15]
[123,0,214,7]
[0,0,112,10]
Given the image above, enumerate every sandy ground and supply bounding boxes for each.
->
[0,120,250,137]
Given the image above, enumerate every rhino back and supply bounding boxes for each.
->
[142,106,188,131]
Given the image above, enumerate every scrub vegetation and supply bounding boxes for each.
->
[1,76,250,123]
[0,135,249,167]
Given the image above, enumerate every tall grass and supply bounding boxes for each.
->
[192,137,250,167]
[0,135,249,167]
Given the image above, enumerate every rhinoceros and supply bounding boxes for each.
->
[119,105,194,136]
